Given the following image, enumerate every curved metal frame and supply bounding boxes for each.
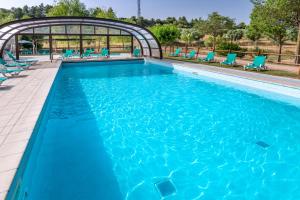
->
[0,17,163,59]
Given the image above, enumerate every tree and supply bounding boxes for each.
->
[224,29,244,43]
[283,0,300,63]
[245,25,262,49]
[204,35,225,48]
[0,10,14,25]
[180,29,198,49]
[177,16,190,28]
[90,7,117,19]
[236,22,247,29]
[150,24,180,51]
[252,0,300,63]
[249,1,291,62]
[165,17,177,25]
[196,12,235,51]
[47,0,88,17]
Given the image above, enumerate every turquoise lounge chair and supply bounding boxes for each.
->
[169,48,182,57]
[90,48,109,58]
[244,56,267,71]
[62,49,75,59]
[198,52,215,62]
[5,50,38,65]
[0,58,30,70]
[133,48,141,57]
[0,77,7,86]
[221,53,237,66]
[183,50,197,59]
[0,65,23,77]
[100,48,109,57]
[81,49,93,58]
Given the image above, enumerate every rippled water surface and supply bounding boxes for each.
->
[14,61,300,200]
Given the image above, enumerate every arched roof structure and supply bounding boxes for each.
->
[0,17,163,59]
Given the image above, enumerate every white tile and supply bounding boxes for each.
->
[4,132,31,144]
[0,62,59,194]
[0,141,28,157]
[0,153,22,172]
[0,191,7,200]
[0,135,6,145]
[0,169,16,193]
[0,126,12,136]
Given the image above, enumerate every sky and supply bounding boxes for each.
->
[0,0,253,24]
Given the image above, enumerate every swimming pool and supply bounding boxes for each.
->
[8,60,300,200]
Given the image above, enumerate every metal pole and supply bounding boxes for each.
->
[49,35,53,62]
[107,35,110,56]
[80,25,83,57]
[131,35,134,54]
[15,35,19,60]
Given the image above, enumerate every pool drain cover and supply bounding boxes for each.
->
[256,141,270,148]
[155,179,176,198]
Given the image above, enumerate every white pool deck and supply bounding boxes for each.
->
[0,61,60,199]
[0,58,300,199]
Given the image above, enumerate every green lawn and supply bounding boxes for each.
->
[165,56,300,79]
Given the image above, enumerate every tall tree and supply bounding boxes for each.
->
[286,0,300,63]
[250,1,291,62]
[177,16,190,28]
[252,0,300,63]
[90,7,117,19]
[246,6,263,49]
[245,25,262,49]
[150,24,180,51]
[47,0,88,17]
[196,12,235,51]
[0,9,14,25]
[180,29,200,51]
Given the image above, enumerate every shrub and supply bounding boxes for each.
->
[216,42,247,57]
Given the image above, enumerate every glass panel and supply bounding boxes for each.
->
[0,40,5,47]
[143,48,150,56]
[139,29,149,35]
[51,26,66,34]
[135,35,144,40]
[82,25,94,34]
[82,36,105,53]
[148,40,159,48]
[66,25,80,34]
[110,36,131,53]
[35,35,50,55]
[34,27,50,34]
[151,49,161,57]
[52,35,80,55]
[121,31,130,35]
[0,27,12,32]
[2,34,12,40]
[95,27,108,35]
[143,33,154,39]
[10,29,20,34]
[109,28,120,35]
[20,29,34,34]
[139,40,148,47]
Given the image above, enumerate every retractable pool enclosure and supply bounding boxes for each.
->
[0,17,163,60]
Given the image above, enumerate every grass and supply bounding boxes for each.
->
[165,56,300,79]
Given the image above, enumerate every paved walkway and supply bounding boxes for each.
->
[0,61,60,199]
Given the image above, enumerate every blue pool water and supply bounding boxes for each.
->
[9,60,300,200]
